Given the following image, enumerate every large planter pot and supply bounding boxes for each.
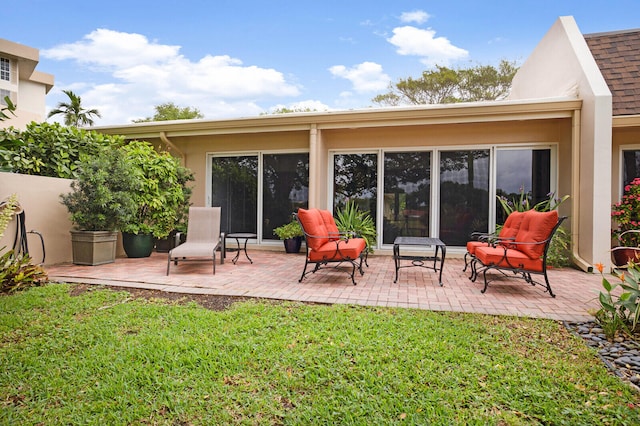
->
[612,247,640,268]
[154,230,186,253]
[283,237,302,254]
[70,230,118,266]
[122,232,154,258]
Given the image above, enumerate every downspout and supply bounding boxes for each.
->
[159,131,186,165]
[571,109,594,272]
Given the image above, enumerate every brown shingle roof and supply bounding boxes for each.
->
[585,29,640,116]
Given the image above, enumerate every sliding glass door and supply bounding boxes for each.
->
[382,152,431,244]
[439,150,490,246]
[211,155,258,235]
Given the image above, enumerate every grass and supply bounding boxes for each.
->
[0,284,639,425]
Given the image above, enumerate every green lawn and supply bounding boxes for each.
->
[1,284,638,425]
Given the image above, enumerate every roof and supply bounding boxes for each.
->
[584,28,640,116]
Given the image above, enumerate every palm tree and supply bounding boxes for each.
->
[47,90,101,127]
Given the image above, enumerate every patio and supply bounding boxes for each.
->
[45,250,603,322]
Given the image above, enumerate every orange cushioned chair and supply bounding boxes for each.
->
[464,210,526,280]
[295,208,367,285]
[472,210,566,297]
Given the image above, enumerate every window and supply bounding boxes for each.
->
[439,150,490,246]
[382,151,431,244]
[0,89,10,105]
[262,153,309,240]
[209,152,310,240]
[210,155,258,235]
[0,58,9,81]
[333,153,378,225]
[622,149,640,194]
[495,148,551,224]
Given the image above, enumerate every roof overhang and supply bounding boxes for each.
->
[613,115,640,128]
[93,97,582,140]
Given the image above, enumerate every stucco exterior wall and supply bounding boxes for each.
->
[509,16,612,269]
[0,172,73,265]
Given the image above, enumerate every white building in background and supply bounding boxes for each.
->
[0,38,54,129]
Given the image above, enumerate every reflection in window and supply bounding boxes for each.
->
[383,152,431,244]
[495,149,550,224]
[439,150,489,246]
[211,156,258,234]
[262,153,309,240]
[333,153,378,225]
[623,150,640,193]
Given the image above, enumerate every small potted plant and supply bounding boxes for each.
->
[60,149,139,265]
[611,178,640,266]
[273,219,304,253]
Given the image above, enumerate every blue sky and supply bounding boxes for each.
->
[6,1,640,125]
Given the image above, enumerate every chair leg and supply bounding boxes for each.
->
[463,252,470,272]
[166,253,171,275]
[299,259,310,282]
[213,252,216,275]
[543,272,556,298]
[481,268,490,293]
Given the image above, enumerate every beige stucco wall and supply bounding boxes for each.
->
[509,16,612,269]
[0,172,73,265]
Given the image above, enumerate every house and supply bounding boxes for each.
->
[94,16,639,271]
[0,38,54,128]
[2,16,636,270]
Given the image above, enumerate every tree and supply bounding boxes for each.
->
[133,102,203,122]
[372,60,518,106]
[47,90,101,127]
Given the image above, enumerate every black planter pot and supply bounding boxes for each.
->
[122,232,154,258]
[283,237,302,253]
[154,230,187,253]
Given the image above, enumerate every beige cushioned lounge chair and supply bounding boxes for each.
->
[167,207,223,275]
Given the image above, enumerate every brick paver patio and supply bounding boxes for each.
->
[46,251,603,322]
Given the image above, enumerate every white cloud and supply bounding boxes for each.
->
[41,29,301,124]
[328,62,391,93]
[387,26,469,66]
[400,10,430,24]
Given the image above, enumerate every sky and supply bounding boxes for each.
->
[5,1,640,126]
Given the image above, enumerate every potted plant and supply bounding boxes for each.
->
[60,149,139,265]
[611,178,640,266]
[154,166,193,253]
[273,219,304,253]
[120,141,193,258]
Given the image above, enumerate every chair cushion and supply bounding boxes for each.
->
[499,211,526,240]
[319,209,340,241]
[475,245,544,272]
[514,210,559,259]
[297,208,329,251]
[466,240,488,256]
[308,238,366,262]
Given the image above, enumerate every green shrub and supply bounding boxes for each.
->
[596,261,640,339]
[273,219,303,239]
[0,122,124,178]
[0,250,48,294]
[335,201,376,253]
[120,141,193,238]
[60,149,140,231]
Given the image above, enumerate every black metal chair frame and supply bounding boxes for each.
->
[471,216,567,297]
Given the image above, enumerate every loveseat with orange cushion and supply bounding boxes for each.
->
[464,210,526,280]
[294,208,368,285]
[470,210,566,297]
